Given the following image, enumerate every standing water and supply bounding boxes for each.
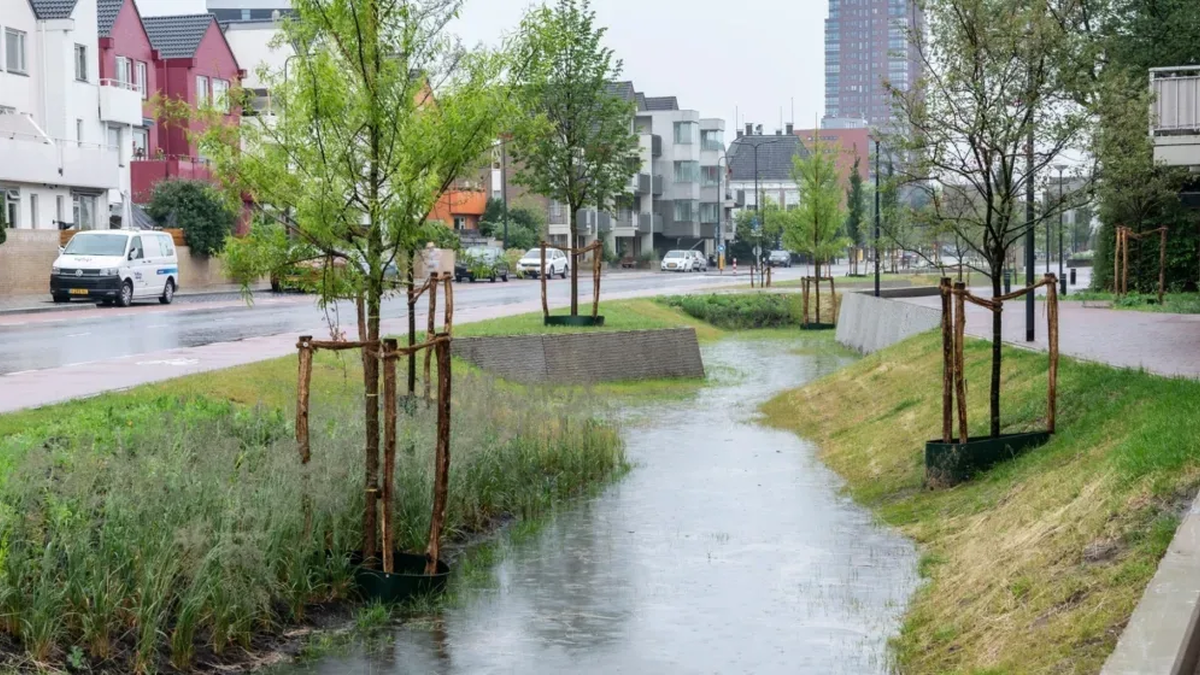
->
[283,336,918,674]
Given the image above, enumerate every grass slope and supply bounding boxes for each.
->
[762,332,1200,674]
[1069,290,1200,314]
[452,299,723,341]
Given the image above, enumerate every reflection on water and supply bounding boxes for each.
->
[282,337,919,674]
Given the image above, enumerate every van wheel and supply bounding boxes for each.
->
[159,279,175,305]
[116,280,134,308]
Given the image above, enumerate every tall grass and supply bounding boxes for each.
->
[0,371,624,672]
[661,293,820,329]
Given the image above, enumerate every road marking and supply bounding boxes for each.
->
[66,332,90,338]
[136,358,199,367]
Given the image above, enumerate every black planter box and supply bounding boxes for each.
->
[352,552,450,604]
[925,431,1051,486]
[800,322,837,331]
[544,315,606,327]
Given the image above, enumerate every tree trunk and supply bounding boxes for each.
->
[569,208,578,316]
[381,339,397,573]
[989,265,1002,438]
[406,251,416,397]
[361,291,380,566]
[425,337,452,575]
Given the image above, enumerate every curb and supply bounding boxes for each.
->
[0,286,273,317]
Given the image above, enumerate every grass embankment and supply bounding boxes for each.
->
[0,317,631,671]
[452,298,722,341]
[762,332,1200,673]
[1069,290,1200,314]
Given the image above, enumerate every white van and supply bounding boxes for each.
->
[50,230,180,307]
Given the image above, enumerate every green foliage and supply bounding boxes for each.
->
[509,0,640,228]
[479,201,545,251]
[785,136,849,274]
[661,293,805,330]
[419,222,463,252]
[845,156,865,247]
[0,372,625,672]
[145,179,235,257]
[732,197,786,262]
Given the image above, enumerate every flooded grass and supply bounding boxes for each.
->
[761,331,1200,673]
[450,298,724,342]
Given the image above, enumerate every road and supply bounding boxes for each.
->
[0,268,810,377]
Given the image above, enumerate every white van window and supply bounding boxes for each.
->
[63,233,127,256]
[129,236,143,259]
[158,234,175,257]
[142,235,162,258]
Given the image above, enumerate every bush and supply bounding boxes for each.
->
[0,372,625,672]
[145,180,236,257]
[661,293,805,329]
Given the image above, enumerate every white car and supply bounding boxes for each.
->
[516,247,569,279]
[689,250,706,271]
[51,230,180,307]
[661,250,692,272]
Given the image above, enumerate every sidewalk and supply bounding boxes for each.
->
[0,284,272,316]
[898,294,1200,378]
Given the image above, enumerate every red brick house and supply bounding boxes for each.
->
[131,12,243,204]
[96,0,158,161]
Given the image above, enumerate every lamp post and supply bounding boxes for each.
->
[874,138,881,298]
[1053,163,1067,296]
[501,139,509,250]
[716,152,728,271]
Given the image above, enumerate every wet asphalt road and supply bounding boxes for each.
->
[0,270,797,376]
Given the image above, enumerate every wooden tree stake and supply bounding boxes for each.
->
[953,282,968,444]
[802,278,810,327]
[424,277,437,403]
[381,338,398,574]
[1045,276,1059,434]
[296,336,314,464]
[592,245,601,319]
[425,337,452,575]
[939,280,954,443]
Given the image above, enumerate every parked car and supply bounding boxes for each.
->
[51,230,180,307]
[660,250,692,272]
[768,250,792,268]
[691,250,707,271]
[516,247,569,278]
[271,256,351,294]
[456,246,510,283]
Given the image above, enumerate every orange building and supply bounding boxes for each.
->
[793,127,871,188]
[429,188,488,231]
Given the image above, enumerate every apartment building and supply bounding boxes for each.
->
[824,0,923,129]
[726,123,807,216]
[1,0,122,230]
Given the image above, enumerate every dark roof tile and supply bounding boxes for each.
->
[143,13,215,59]
[727,136,808,182]
[97,0,122,37]
[605,80,636,103]
[643,96,678,111]
[29,0,77,19]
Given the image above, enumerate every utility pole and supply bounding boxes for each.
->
[874,138,881,298]
[1056,164,1066,296]
[1025,125,1035,342]
[501,140,509,250]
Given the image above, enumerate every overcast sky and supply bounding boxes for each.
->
[136,0,829,132]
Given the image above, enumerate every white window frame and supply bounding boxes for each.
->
[132,127,149,159]
[4,189,20,229]
[74,44,88,82]
[5,29,26,74]
[196,75,210,107]
[212,78,229,113]
[116,56,131,87]
[136,61,148,98]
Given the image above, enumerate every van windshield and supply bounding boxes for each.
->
[63,234,128,257]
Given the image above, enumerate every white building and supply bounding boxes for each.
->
[0,0,123,231]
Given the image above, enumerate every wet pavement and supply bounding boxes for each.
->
[278,337,919,674]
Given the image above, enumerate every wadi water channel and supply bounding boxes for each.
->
[281,336,919,674]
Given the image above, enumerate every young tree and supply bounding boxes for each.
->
[887,0,1090,437]
[784,136,848,279]
[845,156,866,274]
[508,0,639,315]
[196,0,515,565]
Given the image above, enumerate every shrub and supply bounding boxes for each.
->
[0,371,625,672]
[661,293,805,329]
[145,180,236,257]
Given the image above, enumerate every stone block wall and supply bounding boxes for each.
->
[452,328,705,384]
[836,290,941,354]
[0,230,61,294]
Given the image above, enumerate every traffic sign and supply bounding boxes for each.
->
[717,244,725,253]
[753,245,762,257]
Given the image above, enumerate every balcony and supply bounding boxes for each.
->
[652,134,662,157]
[1152,67,1200,167]
[652,174,664,196]
[635,172,651,194]
[597,211,612,232]
[131,156,214,203]
[663,219,699,238]
[0,115,119,190]
[99,79,144,127]
[635,212,656,234]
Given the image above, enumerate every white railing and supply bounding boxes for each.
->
[1151,66,1200,134]
[99,77,139,92]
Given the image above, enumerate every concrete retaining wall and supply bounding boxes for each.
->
[452,327,705,384]
[835,290,941,354]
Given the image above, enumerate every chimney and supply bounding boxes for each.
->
[745,122,753,137]
[776,129,782,136]
[786,122,794,135]
[736,129,743,138]
[755,124,763,135]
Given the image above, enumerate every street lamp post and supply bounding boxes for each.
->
[716,153,728,271]
[1054,164,1067,296]
[874,138,881,298]
[501,140,509,250]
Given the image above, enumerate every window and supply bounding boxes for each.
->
[196,75,210,106]
[673,200,698,222]
[116,56,131,87]
[701,129,723,152]
[212,79,229,112]
[29,194,37,229]
[700,202,719,223]
[702,165,720,187]
[74,44,88,82]
[158,234,175,257]
[452,216,467,231]
[136,61,148,98]
[76,119,84,143]
[129,236,143,259]
[133,127,148,158]
[56,195,64,228]
[673,160,699,184]
[5,29,26,74]
[73,194,97,230]
[4,190,18,229]
[673,121,698,145]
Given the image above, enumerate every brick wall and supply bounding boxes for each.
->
[452,328,705,384]
[0,230,60,294]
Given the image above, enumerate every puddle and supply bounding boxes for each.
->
[278,336,919,674]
